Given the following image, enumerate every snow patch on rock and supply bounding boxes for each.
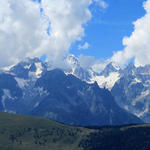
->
[2,89,13,110]
[90,72,120,90]
[15,77,29,89]
[35,62,43,78]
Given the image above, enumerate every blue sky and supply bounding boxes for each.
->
[70,0,145,60]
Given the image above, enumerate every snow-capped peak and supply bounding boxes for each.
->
[7,57,47,80]
[28,60,47,79]
[66,54,80,68]
[34,62,43,78]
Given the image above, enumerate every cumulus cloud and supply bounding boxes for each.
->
[0,0,45,67]
[78,54,108,72]
[111,0,150,67]
[78,42,90,50]
[41,0,93,67]
[78,54,95,69]
[0,0,108,68]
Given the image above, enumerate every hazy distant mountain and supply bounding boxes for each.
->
[0,57,142,126]
[100,62,120,77]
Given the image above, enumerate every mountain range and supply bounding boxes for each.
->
[0,56,142,126]
[63,55,150,123]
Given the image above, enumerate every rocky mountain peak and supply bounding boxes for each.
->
[9,57,47,79]
[100,62,120,77]
[66,54,80,68]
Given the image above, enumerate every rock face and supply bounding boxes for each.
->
[0,58,142,126]
[31,69,142,125]
[111,63,150,122]
[0,73,22,112]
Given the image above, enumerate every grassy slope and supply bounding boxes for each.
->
[1,112,150,150]
[0,112,92,150]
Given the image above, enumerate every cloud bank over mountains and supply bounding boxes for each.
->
[111,0,150,67]
[0,0,107,68]
[0,0,150,71]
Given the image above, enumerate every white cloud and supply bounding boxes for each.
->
[0,0,45,67]
[94,0,108,9]
[111,0,150,67]
[78,54,108,72]
[92,59,110,72]
[78,42,90,50]
[41,0,93,67]
[78,54,95,69]
[0,0,108,68]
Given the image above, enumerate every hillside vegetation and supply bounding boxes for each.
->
[0,112,150,150]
